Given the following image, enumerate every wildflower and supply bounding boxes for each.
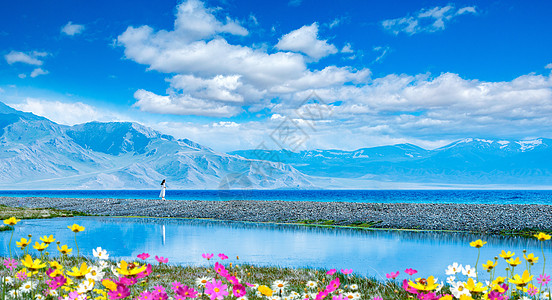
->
[349,284,358,290]
[524,284,539,296]
[464,278,487,293]
[50,260,63,270]
[102,279,118,291]
[535,232,551,241]
[4,258,18,270]
[449,282,471,298]
[107,285,131,300]
[524,253,539,264]
[272,280,288,293]
[47,275,67,290]
[137,253,150,260]
[176,286,198,298]
[446,276,455,285]
[138,291,152,300]
[499,250,515,259]
[16,237,32,249]
[86,266,105,281]
[77,279,95,293]
[93,247,109,260]
[233,284,247,298]
[35,294,45,300]
[67,262,91,279]
[2,276,13,285]
[16,268,29,280]
[258,285,273,297]
[469,239,486,248]
[205,279,229,300]
[40,235,55,244]
[461,265,476,278]
[21,255,46,271]
[326,277,340,293]
[218,253,228,260]
[537,274,551,285]
[327,269,336,275]
[341,269,352,275]
[33,241,49,252]
[57,244,73,255]
[155,256,168,264]
[236,297,248,300]
[404,268,417,276]
[226,275,240,285]
[202,253,214,260]
[99,260,109,269]
[482,260,497,271]
[445,263,462,275]
[19,280,36,293]
[3,217,21,225]
[195,276,212,287]
[386,271,399,279]
[68,224,85,232]
[116,260,146,277]
[408,276,439,292]
[506,257,521,267]
[214,262,228,277]
[509,270,534,288]
[342,293,356,300]
[306,281,317,289]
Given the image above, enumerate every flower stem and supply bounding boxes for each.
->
[475,248,480,282]
[74,232,80,259]
[8,228,14,259]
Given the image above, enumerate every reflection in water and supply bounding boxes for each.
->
[0,216,550,280]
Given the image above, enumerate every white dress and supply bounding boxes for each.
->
[159,183,166,198]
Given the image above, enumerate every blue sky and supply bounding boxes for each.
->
[1,0,552,152]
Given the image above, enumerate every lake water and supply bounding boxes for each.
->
[1,216,550,280]
[2,190,552,204]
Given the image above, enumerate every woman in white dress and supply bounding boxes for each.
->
[159,179,166,200]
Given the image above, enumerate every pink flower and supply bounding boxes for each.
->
[47,275,66,290]
[372,297,383,300]
[137,253,150,260]
[108,285,131,300]
[136,264,152,279]
[218,253,228,260]
[405,268,417,276]
[151,290,168,300]
[153,285,166,294]
[202,253,214,260]
[214,262,229,277]
[538,273,551,285]
[487,291,508,300]
[527,286,539,296]
[15,269,27,281]
[386,271,400,279]
[68,291,80,300]
[3,258,18,271]
[232,284,247,298]
[315,290,329,300]
[226,275,240,285]
[417,292,439,300]
[155,256,168,264]
[118,277,137,286]
[172,281,183,292]
[176,286,198,298]
[402,279,419,295]
[245,282,255,287]
[138,291,152,300]
[205,279,228,300]
[326,277,340,293]
[327,269,337,275]
[340,269,352,275]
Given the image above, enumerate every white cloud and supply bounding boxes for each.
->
[5,51,47,65]
[30,68,49,78]
[0,88,4,93]
[275,23,338,61]
[341,43,354,53]
[382,5,477,35]
[18,74,26,79]
[373,46,390,63]
[546,63,552,69]
[61,21,85,36]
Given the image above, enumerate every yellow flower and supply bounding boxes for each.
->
[17,268,35,277]
[482,260,497,271]
[33,241,49,252]
[459,295,474,300]
[258,285,273,297]
[524,253,539,264]
[68,224,85,232]
[3,217,21,225]
[116,260,146,277]
[509,270,533,288]
[440,296,453,300]
[506,257,521,267]
[49,268,64,278]
[102,279,117,291]
[49,261,64,270]
[21,255,46,271]
[469,239,487,248]
[534,232,551,241]
[57,244,73,255]
[490,283,506,293]
[408,276,440,291]
[16,237,31,249]
[464,278,487,293]
[491,276,506,285]
[40,235,56,244]
[499,250,515,259]
[66,262,91,279]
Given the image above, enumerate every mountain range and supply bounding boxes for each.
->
[1,100,552,189]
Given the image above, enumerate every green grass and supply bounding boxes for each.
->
[0,204,90,220]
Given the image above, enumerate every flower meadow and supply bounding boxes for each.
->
[2,217,552,300]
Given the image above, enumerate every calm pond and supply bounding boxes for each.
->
[1,217,550,280]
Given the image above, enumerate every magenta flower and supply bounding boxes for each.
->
[176,286,199,298]
[137,253,150,260]
[326,269,337,275]
[402,279,419,295]
[138,291,152,300]
[151,291,169,300]
[340,269,352,275]
[15,269,27,281]
[108,285,131,300]
[417,292,439,300]
[527,286,539,296]
[326,277,340,293]
[218,253,228,260]
[153,285,166,294]
[47,275,67,290]
[214,262,229,277]
[405,268,417,276]
[202,253,214,260]
[538,273,551,285]
[245,282,255,287]
[226,275,240,285]
[232,284,247,298]
[118,277,137,286]
[3,258,18,271]
[205,279,228,300]
[172,281,183,292]
[386,271,399,279]
[136,264,152,279]
[155,256,168,264]
[315,290,329,300]
[487,291,507,300]
[372,297,383,300]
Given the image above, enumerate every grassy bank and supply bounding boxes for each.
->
[0,204,89,220]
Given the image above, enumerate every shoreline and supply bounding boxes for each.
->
[1,196,551,235]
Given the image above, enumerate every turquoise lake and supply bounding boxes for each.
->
[1,216,551,280]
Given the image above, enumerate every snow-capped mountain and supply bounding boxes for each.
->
[0,101,312,189]
[232,138,552,185]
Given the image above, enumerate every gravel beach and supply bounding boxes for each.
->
[1,196,551,234]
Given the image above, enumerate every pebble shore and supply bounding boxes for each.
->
[1,196,550,234]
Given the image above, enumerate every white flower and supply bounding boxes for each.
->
[353,292,361,299]
[195,277,212,287]
[110,266,120,277]
[19,281,36,293]
[255,291,262,297]
[8,290,20,298]
[93,247,109,260]
[86,266,105,281]
[446,276,456,285]
[462,265,477,278]
[3,276,13,285]
[48,290,58,297]
[349,284,358,290]
[237,297,248,300]
[98,260,109,269]
[35,294,45,300]
[306,281,318,289]
[343,292,357,300]
[77,279,95,293]
[542,292,551,299]
[445,262,462,275]
[270,297,281,300]
[450,281,471,298]
[271,280,288,293]
[77,293,88,300]
[521,297,531,300]
[249,283,259,289]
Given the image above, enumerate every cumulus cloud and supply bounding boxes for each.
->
[546,63,552,69]
[382,5,477,35]
[61,21,85,36]
[5,51,47,65]
[276,23,338,61]
[30,68,49,78]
